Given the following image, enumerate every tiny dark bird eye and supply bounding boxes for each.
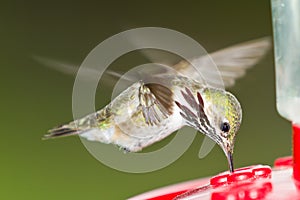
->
[221,122,230,132]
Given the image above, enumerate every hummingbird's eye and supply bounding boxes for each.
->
[221,122,230,133]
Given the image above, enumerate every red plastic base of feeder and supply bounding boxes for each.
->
[274,156,293,168]
[129,124,300,199]
[293,124,300,190]
[129,164,299,200]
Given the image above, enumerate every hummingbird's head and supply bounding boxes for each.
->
[176,87,242,172]
[203,88,242,170]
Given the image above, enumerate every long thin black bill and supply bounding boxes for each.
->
[227,152,234,173]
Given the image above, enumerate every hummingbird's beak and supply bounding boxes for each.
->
[210,134,235,173]
[216,136,235,173]
[227,151,234,173]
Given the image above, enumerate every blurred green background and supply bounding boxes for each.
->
[1,1,291,199]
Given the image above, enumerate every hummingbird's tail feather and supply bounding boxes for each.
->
[43,126,81,140]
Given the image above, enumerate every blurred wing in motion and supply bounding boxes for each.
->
[32,55,136,84]
[173,37,272,88]
[32,55,82,76]
[33,37,271,88]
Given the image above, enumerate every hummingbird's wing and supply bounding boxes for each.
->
[32,55,136,85]
[139,83,174,125]
[172,37,272,88]
[33,37,271,89]
[113,81,185,151]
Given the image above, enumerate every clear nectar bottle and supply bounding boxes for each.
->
[271,0,300,190]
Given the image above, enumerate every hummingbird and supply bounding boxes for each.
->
[41,37,271,173]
